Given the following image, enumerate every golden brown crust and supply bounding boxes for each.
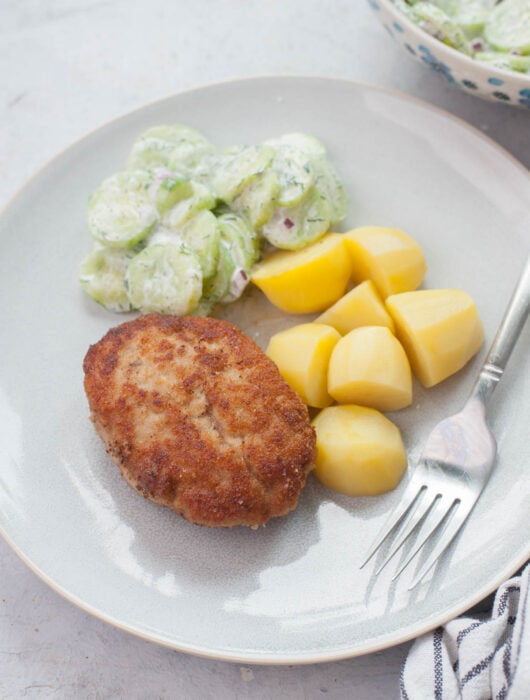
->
[83,313,316,527]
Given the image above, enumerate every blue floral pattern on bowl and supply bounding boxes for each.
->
[418,45,457,85]
[367,0,530,109]
[519,89,530,107]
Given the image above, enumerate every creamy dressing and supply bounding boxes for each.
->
[223,268,250,303]
[80,125,347,315]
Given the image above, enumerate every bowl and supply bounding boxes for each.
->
[367,0,530,108]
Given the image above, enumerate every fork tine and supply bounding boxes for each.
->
[390,493,459,581]
[375,488,440,575]
[406,495,477,590]
[359,473,425,569]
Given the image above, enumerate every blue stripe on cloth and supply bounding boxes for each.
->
[399,664,410,700]
[456,620,482,647]
[459,651,494,689]
[509,575,529,690]
[502,630,513,687]
[454,620,483,674]
[400,563,530,700]
[495,585,519,616]
[433,627,444,700]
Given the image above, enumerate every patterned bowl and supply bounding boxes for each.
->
[367,0,530,108]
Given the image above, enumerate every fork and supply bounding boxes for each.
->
[361,254,530,589]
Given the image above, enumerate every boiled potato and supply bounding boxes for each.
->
[312,405,407,496]
[344,226,426,298]
[250,233,351,313]
[266,323,341,407]
[328,326,412,411]
[316,279,395,335]
[386,289,484,387]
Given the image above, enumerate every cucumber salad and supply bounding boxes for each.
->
[392,0,530,73]
[79,125,347,316]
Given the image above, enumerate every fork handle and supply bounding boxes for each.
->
[469,254,530,406]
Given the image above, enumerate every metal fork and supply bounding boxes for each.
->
[361,254,530,589]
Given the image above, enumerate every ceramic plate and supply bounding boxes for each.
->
[0,77,529,664]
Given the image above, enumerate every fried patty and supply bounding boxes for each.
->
[83,313,316,527]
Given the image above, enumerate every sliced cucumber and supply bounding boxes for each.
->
[148,212,220,280]
[150,174,194,214]
[429,1,460,15]
[127,124,210,170]
[198,212,257,308]
[475,50,530,71]
[264,132,327,158]
[230,168,280,228]
[269,144,314,208]
[391,0,417,15]
[409,2,472,54]
[179,210,221,280]
[88,170,158,248]
[213,145,275,203]
[79,246,137,312]
[484,0,530,54]
[450,0,496,37]
[162,181,216,229]
[144,223,187,248]
[125,243,203,315]
[201,239,252,307]
[266,133,346,222]
[168,140,213,168]
[200,238,236,309]
[216,210,261,271]
[312,156,348,224]
[261,186,331,250]
[167,142,220,188]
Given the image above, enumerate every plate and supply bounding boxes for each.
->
[0,77,529,665]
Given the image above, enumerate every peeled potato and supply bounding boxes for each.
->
[266,323,341,408]
[328,326,412,411]
[250,233,351,313]
[312,405,407,497]
[316,279,395,335]
[344,226,426,298]
[385,289,484,387]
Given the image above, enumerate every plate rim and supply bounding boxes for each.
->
[2,521,529,665]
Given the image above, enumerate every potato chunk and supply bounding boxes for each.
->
[328,326,412,411]
[250,233,351,313]
[316,280,395,335]
[266,323,341,408]
[312,405,407,496]
[385,289,484,388]
[344,226,426,298]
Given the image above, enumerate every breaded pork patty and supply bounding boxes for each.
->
[83,313,316,527]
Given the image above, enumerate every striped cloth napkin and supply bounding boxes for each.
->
[400,563,530,700]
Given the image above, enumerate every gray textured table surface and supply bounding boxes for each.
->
[1,2,529,698]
